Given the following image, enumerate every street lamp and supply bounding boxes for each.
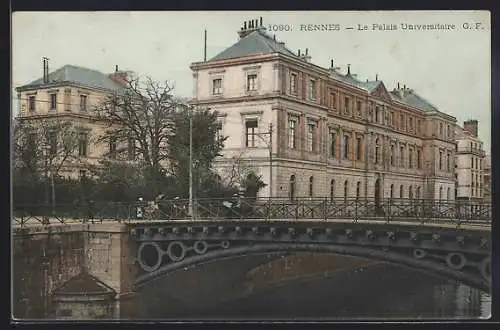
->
[256,123,273,199]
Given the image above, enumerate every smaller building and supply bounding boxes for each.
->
[51,272,116,319]
[454,120,486,201]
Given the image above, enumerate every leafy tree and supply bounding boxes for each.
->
[166,107,227,198]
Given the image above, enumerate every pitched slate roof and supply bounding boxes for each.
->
[18,64,123,91]
[52,272,116,296]
[210,29,298,61]
[389,89,440,113]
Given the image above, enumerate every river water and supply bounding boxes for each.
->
[15,254,491,321]
[130,260,490,320]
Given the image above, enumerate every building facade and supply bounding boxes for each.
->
[190,18,457,201]
[483,154,491,203]
[15,62,131,178]
[454,120,486,201]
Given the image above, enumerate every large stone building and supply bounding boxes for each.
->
[190,18,457,201]
[15,61,131,177]
[454,120,486,201]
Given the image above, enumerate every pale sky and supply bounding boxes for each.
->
[12,11,491,151]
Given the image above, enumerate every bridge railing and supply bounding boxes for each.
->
[11,198,492,227]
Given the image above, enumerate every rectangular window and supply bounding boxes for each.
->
[127,137,135,160]
[409,148,413,168]
[447,152,451,171]
[344,97,350,114]
[80,95,87,111]
[245,119,258,147]
[290,73,298,94]
[343,135,349,159]
[307,121,316,152]
[49,93,57,110]
[29,96,36,112]
[356,137,362,161]
[400,114,404,130]
[439,123,443,136]
[288,118,297,149]
[356,101,362,117]
[212,78,222,95]
[329,130,336,158]
[390,145,395,165]
[78,132,88,157]
[390,112,395,127]
[48,131,57,155]
[439,151,443,170]
[309,79,317,100]
[247,74,257,91]
[331,92,337,109]
[375,106,380,123]
[417,119,421,133]
[417,150,422,169]
[400,146,404,167]
[109,136,117,158]
[409,117,413,130]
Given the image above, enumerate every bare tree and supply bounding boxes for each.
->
[13,118,82,178]
[95,76,178,172]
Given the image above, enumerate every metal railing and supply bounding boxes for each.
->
[12,198,492,227]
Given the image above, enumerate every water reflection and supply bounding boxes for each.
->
[15,259,491,320]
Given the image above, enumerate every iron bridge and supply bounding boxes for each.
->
[123,197,491,292]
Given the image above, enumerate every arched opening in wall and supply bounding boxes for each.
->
[439,186,443,200]
[409,186,413,200]
[289,175,296,201]
[308,176,314,198]
[330,180,335,202]
[399,185,404,199]
[344,180,349,201]
[356,182,361,199]
[447,187,451,201]
[390,184,394,199]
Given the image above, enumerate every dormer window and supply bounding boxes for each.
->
[212,78,222,95]
[247,74,257,91]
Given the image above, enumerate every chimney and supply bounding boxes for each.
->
[330,59,334,68]
[397,82,400,89]
[347,64,351,75]
[463,120,479,138]
[375,74,378,81]
[42,57,49,84]
[238,18,266,39]
[109,68,129,85]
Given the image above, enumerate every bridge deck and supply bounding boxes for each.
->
[12,217,491,232]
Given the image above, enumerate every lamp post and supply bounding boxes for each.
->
[256,123,273,199]
[187,105,194,218]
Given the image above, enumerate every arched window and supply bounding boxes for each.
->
[330,179,335,201]
[447,187,451,200]
[344,180,349,200]
[409,186,413,199]
[356,181,361,199]
[375,138,380,164]
[390,184,394,198]
[400,185,404,199]
[289,175,296,201]
[439,186,443,200]
[416,186,421,199]
[309,176,314,197]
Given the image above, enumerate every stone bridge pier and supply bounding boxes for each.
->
[12,222,137,320]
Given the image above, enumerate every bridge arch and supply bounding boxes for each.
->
[133,242,490,292]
